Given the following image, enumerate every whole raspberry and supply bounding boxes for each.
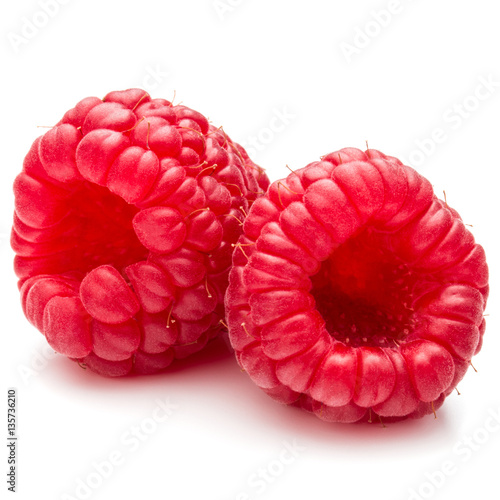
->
[225,147,488,423]
[13,88,269,376]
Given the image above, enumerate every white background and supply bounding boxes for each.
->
[1,1,499,499]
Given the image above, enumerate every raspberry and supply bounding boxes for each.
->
[225,147,488,423]
[12,88,269,376]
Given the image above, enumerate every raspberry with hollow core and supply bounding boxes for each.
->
[225,147,488,423]
[13,88,269,376]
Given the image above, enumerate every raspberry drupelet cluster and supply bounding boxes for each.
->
[225,147,488,423]
[12,91,488,424]
[12,88,269,376]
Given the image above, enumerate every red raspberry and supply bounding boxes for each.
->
[225,147,488,423]
[13,88,269,376]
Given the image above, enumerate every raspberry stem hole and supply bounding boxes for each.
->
[311,228,416,348]
[64,182,148,275]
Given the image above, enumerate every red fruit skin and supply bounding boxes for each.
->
[13,88,269,376]
[225,147,488,423]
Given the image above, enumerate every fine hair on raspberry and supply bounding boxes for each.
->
[225,147,488,423]
[12,88,269,376]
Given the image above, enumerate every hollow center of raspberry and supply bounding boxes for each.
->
[66,182,148,275]
[311,229,416,348]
